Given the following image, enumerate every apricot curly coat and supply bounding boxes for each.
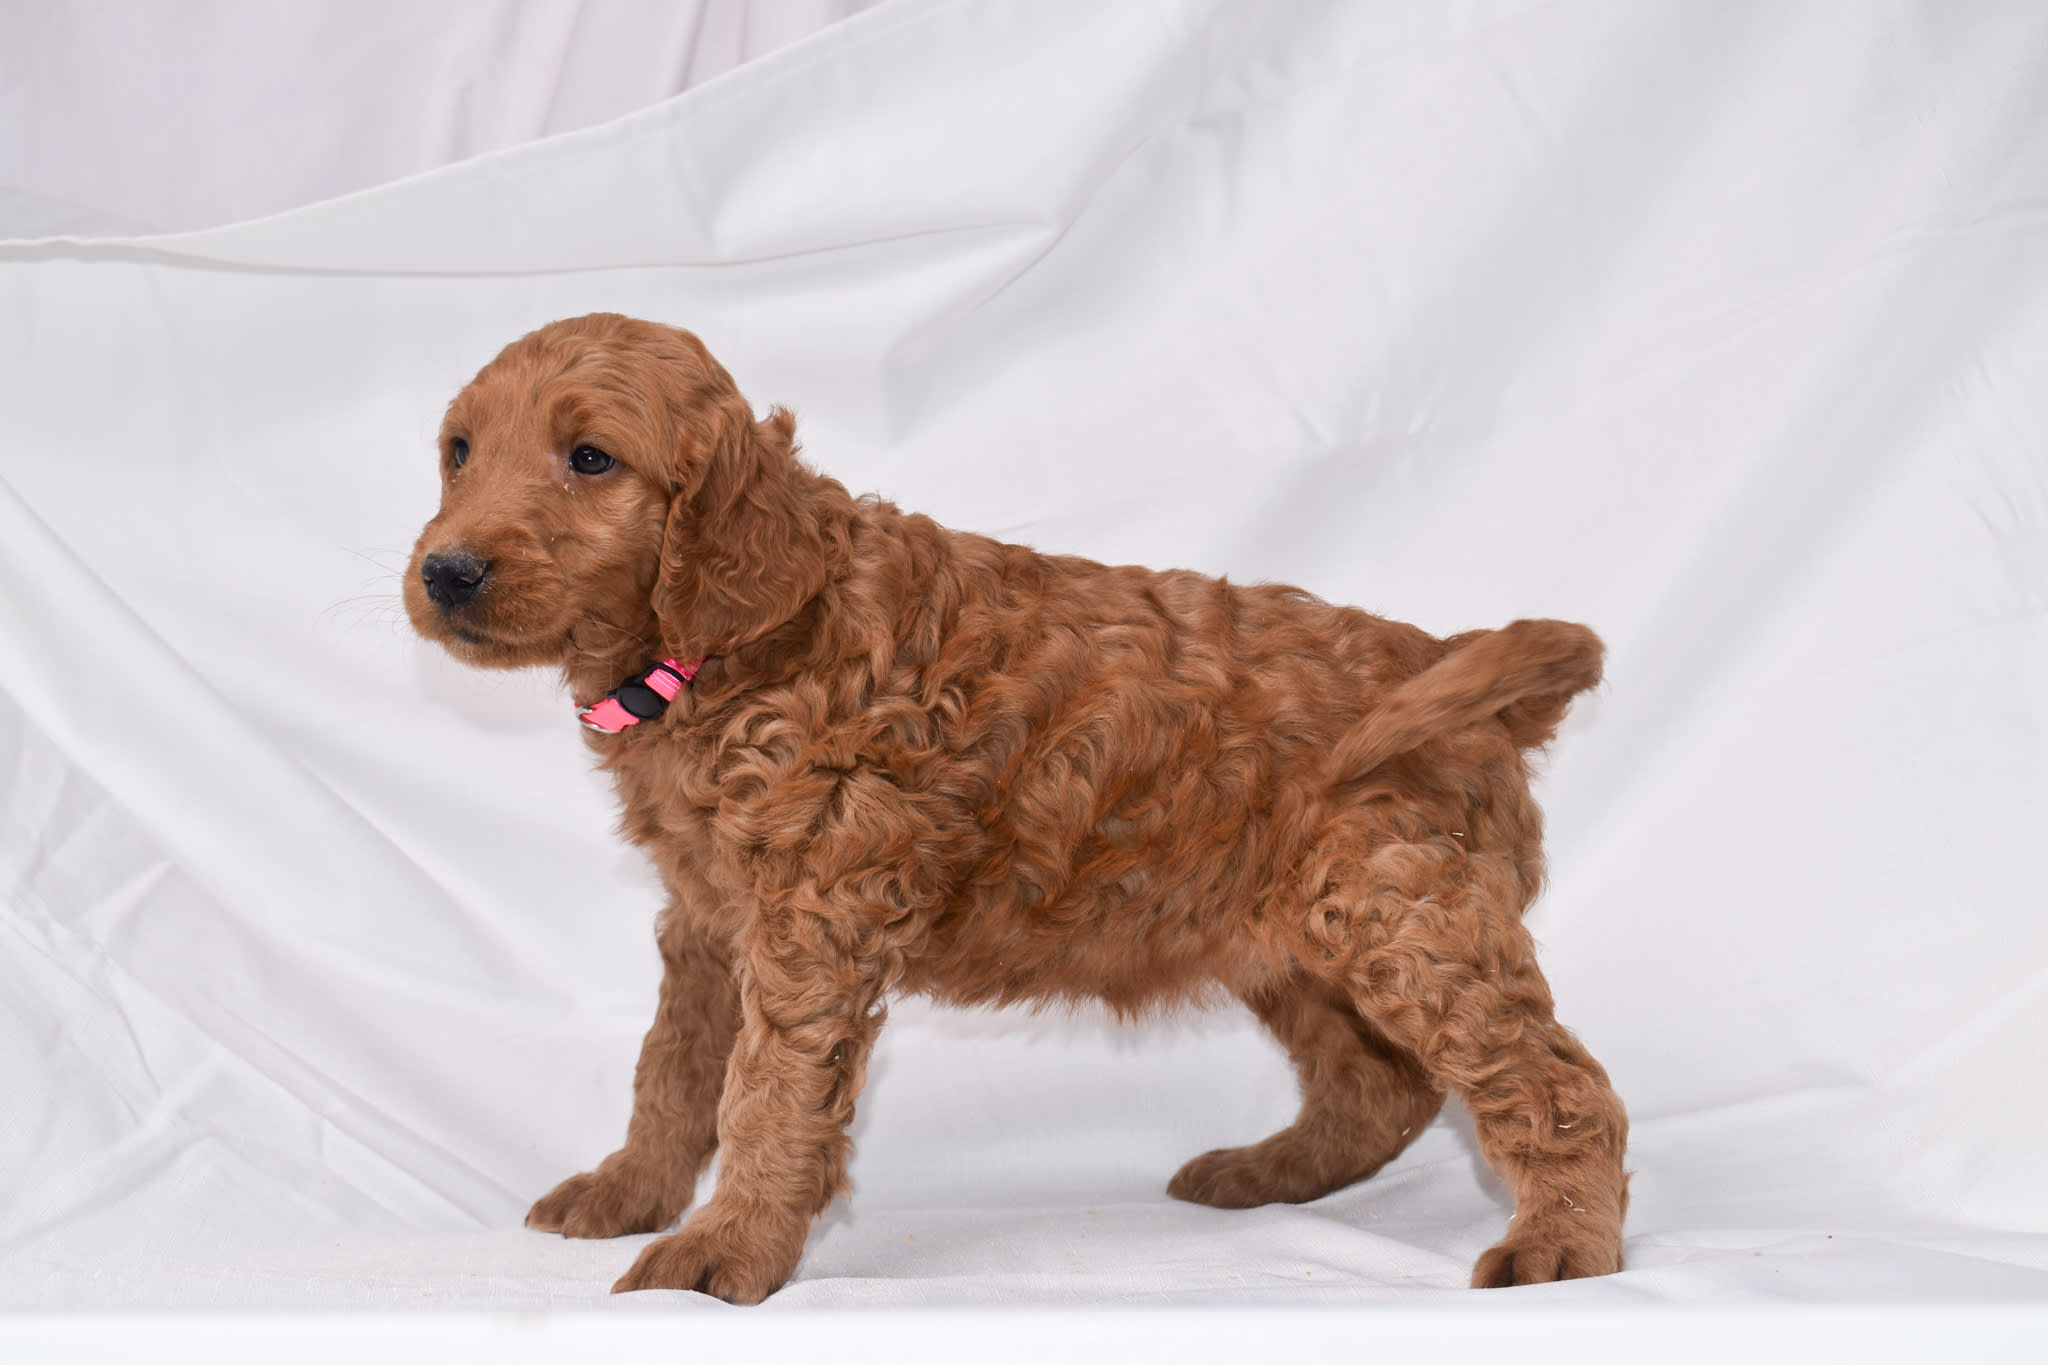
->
[403,313,1629,1302]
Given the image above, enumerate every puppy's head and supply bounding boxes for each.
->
[405,314,830,679]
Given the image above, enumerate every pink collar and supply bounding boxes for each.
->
[577,657,706,733]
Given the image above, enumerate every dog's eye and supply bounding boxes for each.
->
[449,437,469,469]
[570,445,616,476]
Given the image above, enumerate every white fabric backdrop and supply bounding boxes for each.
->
[0,0,873,235]
[3,0,2046,1346]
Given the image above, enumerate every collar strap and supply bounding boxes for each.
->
[577,657,705,733]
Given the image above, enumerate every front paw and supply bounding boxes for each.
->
[526,1154,686,1239]
[1471,1214,1623,1287]
[611,1218,799,1304]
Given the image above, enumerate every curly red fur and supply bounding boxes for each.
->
[404,314,1629,1301]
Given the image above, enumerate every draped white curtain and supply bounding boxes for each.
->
[0,0,873,234]
[2,0,2045,1350]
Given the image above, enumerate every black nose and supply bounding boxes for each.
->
[421,551,489,608]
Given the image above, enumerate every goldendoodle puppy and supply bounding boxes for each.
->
[404,313,1627,1301]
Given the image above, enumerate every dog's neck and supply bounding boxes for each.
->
[564,607,673,710]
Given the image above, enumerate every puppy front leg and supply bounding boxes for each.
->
[528,909,739,1238]
[612,931,884,1303]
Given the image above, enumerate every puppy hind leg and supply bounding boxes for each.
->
[1330,848,1629,1285]
[1169,977,1444,1208]
[528,911,740,1239]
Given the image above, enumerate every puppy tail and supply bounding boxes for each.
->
[1326,619,1605,782]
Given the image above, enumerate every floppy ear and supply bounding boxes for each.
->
[655,403,830,659]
